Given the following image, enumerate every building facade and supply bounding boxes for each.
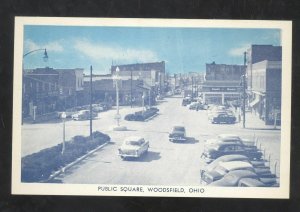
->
[249,60,281,124]
[201,62,245,105]
[246,45,282,90]
[23,67,84,121]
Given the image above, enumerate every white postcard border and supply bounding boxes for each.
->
[12,17,292,198]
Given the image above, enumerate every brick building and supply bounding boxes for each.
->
[22,67,84,121]
[249,60,281,124]
[246,45,282,125]
[201,62,245,105]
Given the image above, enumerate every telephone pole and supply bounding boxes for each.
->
[242,52,247,128]
[90,65,93,139]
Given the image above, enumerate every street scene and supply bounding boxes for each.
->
[19,22,284,188]
[22,96,280,185]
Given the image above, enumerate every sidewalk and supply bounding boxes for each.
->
[242,111,281,130]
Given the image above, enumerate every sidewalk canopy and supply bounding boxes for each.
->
[249,97,260,107]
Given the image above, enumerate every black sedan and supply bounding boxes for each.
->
[201,142,263,163]
[211,113,236,124]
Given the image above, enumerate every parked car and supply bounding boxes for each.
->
[205,134,256,149]
[209,170,277,187]
[118,136,149,159]
[238,178,268,187]
[182,98,191,106]
[71,110,97,121]
[57,108,78,118]
[188,102,204,110]
[211,113,236,124]
[200,154,266,179]
[92,104,104,112]
[201,142,263,163]
[169,126,186,142]
[201,161,253,185]
[201,160,271,185]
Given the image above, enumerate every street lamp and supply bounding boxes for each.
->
[61,112,66,155]
[23,48,48,61]
[112,67,127,131]
[148,89,151,108]
[115,67,121,126]
[158,72,161,95]
[142,94,145,113]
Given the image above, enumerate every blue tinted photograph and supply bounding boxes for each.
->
[19,20,284,190]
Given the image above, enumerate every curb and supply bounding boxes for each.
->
[44,141,109,182]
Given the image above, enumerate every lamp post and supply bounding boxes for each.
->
[61,112,66,155]
[22,48,48,124]
[159,72,162,95]
[115,67,121,126]
[148,89,151,108]
[142,94,145,113]
[111,67,127,131]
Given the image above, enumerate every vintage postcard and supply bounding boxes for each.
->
[12,17,292,198]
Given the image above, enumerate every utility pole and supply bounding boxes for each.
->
[90,65,93,139]
[242,52,247,128]
[130,70,133,108]
[191,76,194,100]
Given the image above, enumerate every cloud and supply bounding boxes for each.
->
[24,39,64,52]
[261,31,281,45]
[228,43,251,57]
[73,38,158,63]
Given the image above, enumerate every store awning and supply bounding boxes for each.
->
[249,97,260,107]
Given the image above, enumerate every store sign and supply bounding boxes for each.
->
[209,87,238,92]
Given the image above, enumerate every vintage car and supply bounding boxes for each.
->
[200,154,266,179]
[211,112,236,124]
[204,134,257,150]
[91,104,105,112]
[238,178,267,187]
[201,142,263,163]
[182,98,191,106]
[71,110,97,120]
[169,126,186,142]
[201,161,253,185]
[201,161,271,185]
[209,170,277,187]
[188,102,199,110]
[118,136,149,159]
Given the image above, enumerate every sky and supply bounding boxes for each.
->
[23,25,281,74]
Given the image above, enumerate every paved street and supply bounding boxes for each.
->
[22,96,281,185]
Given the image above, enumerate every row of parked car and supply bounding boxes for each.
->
[200,134,278,187]
[57,103,112,121]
